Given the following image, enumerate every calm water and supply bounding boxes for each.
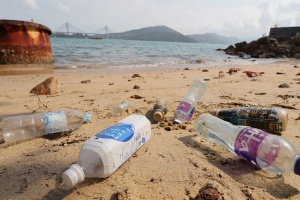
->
[50,37,283,71]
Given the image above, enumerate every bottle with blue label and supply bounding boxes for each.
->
[173,80,207,124]
[210,107,288,133]
[194,113,300,176]
[62,114,151,187]
[1,110,91,143]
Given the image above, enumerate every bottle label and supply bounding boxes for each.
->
[95,123,135,142]
[44,111,67,134]
[176,101,195,121]
[234,127,279,165]
[218,108,283,132]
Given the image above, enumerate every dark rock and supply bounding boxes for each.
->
[223,35,300,59]
[81,80,91,84]
[193,183,221,200]
[224,45,236,55]
[235,41,247,52]
[278,83,290,88]
[195,59,204,63]
[257,36,270,45]
[238,52,245,58]
[133,85,140,89]
[130,94,143,99]
[132,74,141,78]
[255,92,267,95]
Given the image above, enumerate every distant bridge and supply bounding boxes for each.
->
[53,22,113,38]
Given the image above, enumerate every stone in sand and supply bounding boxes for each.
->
[30,76,60,95]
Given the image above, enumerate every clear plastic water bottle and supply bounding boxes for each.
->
[111,101,129,116]
[194,113,300,175]
[1,110,91,143]
[173,80,207,124]
[62,114,151,187]
[210,107,288,133]
[152,98,168,122]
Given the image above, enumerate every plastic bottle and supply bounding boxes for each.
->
[111,101,129,116]
[152,98,168,122]
[62,114,151,187]
[194,113,300,175]
[173,80,207,124]
[1,110,91,143]
[210,107,288,133]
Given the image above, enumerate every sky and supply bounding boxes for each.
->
[1,0,300,40]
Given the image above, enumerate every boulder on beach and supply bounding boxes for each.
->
[30,76,60,95]
[224,36,300,59]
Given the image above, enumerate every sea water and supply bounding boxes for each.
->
[50,37,285,72]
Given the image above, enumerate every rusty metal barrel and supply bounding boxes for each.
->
[0,20,53,64]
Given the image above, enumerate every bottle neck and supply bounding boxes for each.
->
[84,113,91,123]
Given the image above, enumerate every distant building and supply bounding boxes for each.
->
[269,26,300,41]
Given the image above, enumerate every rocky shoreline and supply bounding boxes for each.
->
[222,35,300,59]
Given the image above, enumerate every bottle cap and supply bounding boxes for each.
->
[153,111,163,122]
[173,119,180,125]
[294,156,300,175]
[84,113,91,123]
[62,164,85,187]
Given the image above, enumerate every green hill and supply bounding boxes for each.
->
[111,25,196,43]
[187,33,240,44]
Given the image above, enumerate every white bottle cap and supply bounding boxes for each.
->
[62,164,85,187]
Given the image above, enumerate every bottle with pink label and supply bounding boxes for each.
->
[194,113,300,175]
[173,80,207,124]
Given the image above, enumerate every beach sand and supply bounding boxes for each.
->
[0,60,300,200]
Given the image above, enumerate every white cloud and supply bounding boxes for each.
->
[23,0,38,10]
[1,0,299,39]
[54,2,71,13]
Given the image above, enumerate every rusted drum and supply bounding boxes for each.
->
[0,20,53,64]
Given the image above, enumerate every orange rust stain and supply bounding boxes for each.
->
[0,20,53,64]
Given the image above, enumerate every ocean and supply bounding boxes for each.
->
[50,37,283,72]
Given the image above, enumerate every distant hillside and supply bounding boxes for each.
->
[187,33,240,44]
[111,25,196,43]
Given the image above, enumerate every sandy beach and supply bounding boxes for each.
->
[0,60,300,200]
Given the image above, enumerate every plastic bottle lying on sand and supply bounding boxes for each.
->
[152,98,168,122]
[62,114,151,187]
[1,110,91,143]
[210,107,288,133]
[111,101,129,116]
[194,113,300,175]
[173,80,207,124]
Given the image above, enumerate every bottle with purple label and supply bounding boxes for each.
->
[173,80,207,124]
[62,114,151,187]
[1,110,91,143]
[194,113,300,175]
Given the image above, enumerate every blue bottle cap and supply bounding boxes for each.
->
[84,113,91,123]
[294,156,300,175]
